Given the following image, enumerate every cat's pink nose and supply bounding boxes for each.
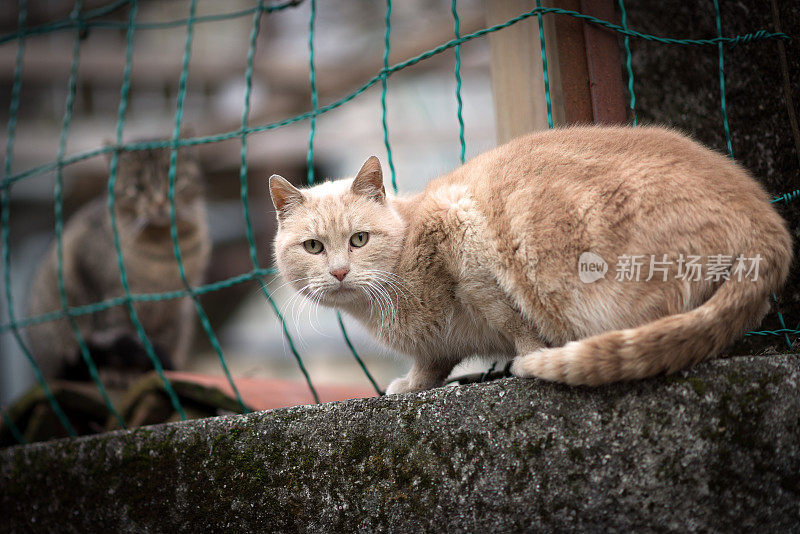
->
[330,268,349,282]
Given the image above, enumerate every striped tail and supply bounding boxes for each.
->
[512,240,792,386]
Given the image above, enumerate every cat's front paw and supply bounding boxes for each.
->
[385,376,414,395]
[386,376,438,395]
[386,367,448,394]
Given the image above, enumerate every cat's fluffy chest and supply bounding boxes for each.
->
[347,278,515,362]
[345,187,519,362]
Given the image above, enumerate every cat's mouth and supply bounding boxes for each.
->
[326,285,357,295]
[316,284,359,304]
[145,215,194,231]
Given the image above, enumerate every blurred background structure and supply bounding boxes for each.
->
[1,0,797,442]
[0,0,498,410]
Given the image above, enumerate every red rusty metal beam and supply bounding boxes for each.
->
[578,0,628,124]
[552,0,594,123]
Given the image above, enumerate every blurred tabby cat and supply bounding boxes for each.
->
[270,126,792,394]
[28,144,210,384]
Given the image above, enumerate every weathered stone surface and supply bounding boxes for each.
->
[2,355,799,533]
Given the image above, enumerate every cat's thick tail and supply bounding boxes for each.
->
[511,238,793,386]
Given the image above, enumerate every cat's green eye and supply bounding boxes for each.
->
[303,239,324,254]
[350,232,369,248]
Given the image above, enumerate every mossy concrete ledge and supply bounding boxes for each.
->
[2,355,799,532]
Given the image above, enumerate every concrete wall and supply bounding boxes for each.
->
[2,355,799,532]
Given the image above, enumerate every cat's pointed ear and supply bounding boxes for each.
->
[351,156,385,203]
[269,174,304,219]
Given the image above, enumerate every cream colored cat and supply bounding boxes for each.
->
[269,126,792,395]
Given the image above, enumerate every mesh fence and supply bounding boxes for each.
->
[1,0,797,443]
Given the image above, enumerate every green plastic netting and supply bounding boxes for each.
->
[1,0,796,442]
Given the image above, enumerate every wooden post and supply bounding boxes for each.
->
[486,0,564,143]
[487,0,626,143]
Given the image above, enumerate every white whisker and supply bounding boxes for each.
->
[285,282,313,331]
[371,274,410,307]
[365,280,393,324]
[306,288,328,338]
[362,283,385,320]
[373,270,417,303]
[266,275,316,300]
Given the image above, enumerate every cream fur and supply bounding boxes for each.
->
[270,126,793,393]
